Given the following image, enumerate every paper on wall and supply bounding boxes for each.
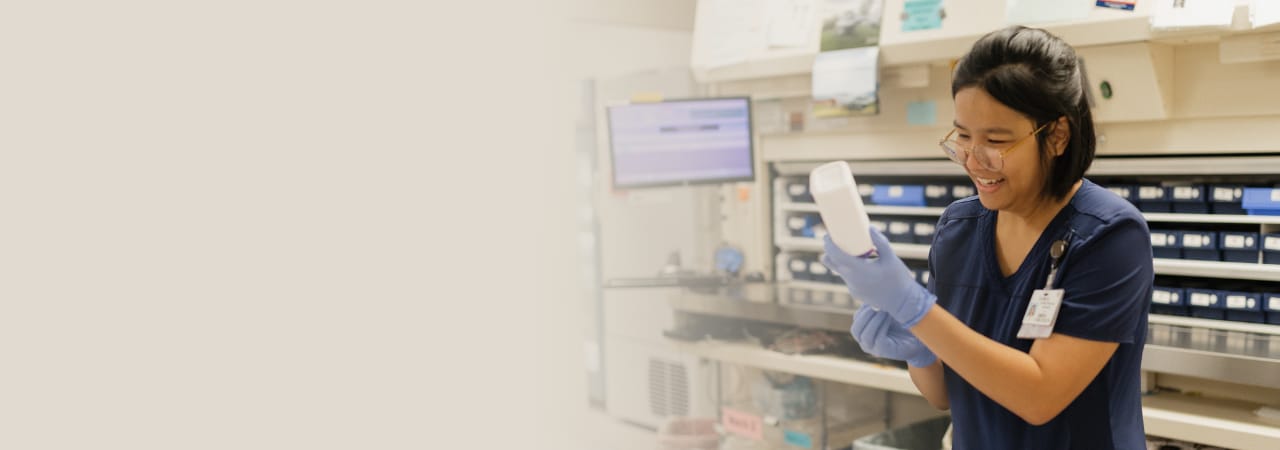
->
[1253,0,1280,28]
[1150,0,1235,31]
[768,0,818,48]
[812,46,880,117]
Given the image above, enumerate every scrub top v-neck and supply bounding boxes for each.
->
[927,179,1153,450]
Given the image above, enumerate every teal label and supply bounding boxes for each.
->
[784,429,812,448]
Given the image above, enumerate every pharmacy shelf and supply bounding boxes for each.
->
[1144,213,1280,225]
[1152,258,1280,282]
[668,341,1280,449]
[1143,392,1280,450]
[669,339,920,396]
[786,280,852,296]
[1149,314,1280,336]
[673,291,851,333]
[775,237,931,260]
[777,202,947,217]
[1144,344,1280,391]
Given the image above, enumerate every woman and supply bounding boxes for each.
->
[822,26,1152,449]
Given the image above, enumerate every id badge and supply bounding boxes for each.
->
[1017,289,1064,340]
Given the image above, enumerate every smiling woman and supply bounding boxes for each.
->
[822,25,1154,450]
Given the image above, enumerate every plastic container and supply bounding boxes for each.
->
[924,184,952,207]
[1150,230,1183,259]
[1187,289,1226,320]
[1264,233,1280,265]
[1105,184,1137,205]
[1224,291,1265,323]
[810,161,876,257]
[1169,184,1208,213]
[1137,184,1172,213]
[872,185,926,207]
[1209,184,1246,214]
[1219,231,1260,263]
[1151,286,1187,316]
[853,416,951,450]
[1180,231,1220,261]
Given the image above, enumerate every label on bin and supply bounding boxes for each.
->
[1273,189,1280,202]
[888,186,905,198]
[859,184,874,196]
[721,407,762,440]
[1227,295,1250,309]
[1173,186,1198,200]
[1151,233,1172,247]
[1107,187,1130,198]
[1153,290,1173,304]
[1224,235,1247,249]
[1271,297,1280,311]
[1213,187,1240,201]
[1139,186,1164,200]
[1183,234,1205,248]
[784,430,813,448]
[1267,236,1280,251]
[1190,292,1217,307]
[788,183,806,196]
[926,185,948,198]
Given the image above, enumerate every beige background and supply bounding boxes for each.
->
[2,1,584,448]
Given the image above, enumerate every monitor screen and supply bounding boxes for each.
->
[607,97,754,189]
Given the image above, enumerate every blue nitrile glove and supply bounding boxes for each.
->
[821,228,936,328]
[851,304,937,367]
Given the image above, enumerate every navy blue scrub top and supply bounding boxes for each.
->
[928,179,1153,450]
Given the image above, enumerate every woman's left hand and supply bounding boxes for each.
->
[821,228,935,327]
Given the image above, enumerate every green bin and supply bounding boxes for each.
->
[852,416,951,450]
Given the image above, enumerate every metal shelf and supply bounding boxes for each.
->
[1144,213,1280,225]
[775,237,931,260]
[1149,314,1280,336]
[673,291,850,333]
[669,339,920,396]
[1153,258,1280,282]
[786,280,851,295]
[1143,392,1280,450]
[1143,344,1280,391]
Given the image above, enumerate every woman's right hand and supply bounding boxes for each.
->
[851,304,937,368]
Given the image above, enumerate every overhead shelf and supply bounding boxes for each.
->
[1149,314,1280,336]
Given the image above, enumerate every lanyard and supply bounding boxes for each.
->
[1043,239,1068,290]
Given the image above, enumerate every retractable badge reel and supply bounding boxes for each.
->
[1017,239,1068,340]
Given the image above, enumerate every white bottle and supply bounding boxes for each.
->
[810,161,877,258]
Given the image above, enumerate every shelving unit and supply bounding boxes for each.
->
[669,293,1280,449]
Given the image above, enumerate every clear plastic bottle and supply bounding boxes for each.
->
[809,161,876,257]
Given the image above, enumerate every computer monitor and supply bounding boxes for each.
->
[607,97,754,189]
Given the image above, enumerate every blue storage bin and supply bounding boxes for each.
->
[1187,288,1226,320]
[1137,184,1171,213]
[1264,234,1280,265]
[789,256,812,281]
[1243,187,1280,215]
[1209,184,1247,215]
[1243,187,1280,214]
[1169,184,1209,214]
[1150,286,1187,316]
[872,185,926,207]
[1180,231,1220,261]
[786,181,813,203]
[951,184,976,201]
[1150,230,1183,259]
[1219,232,1260,263]
[886,220,913,243]
[1224,291,1265,323]
[912,221,936,244]
[1266,294,1280,325]
[925,184,952,207]
[1105,185,1137,205]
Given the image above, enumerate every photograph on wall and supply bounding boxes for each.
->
[812,46,880,117]
[819,0,884,51]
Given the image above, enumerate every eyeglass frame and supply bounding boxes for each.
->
[938,121,1052,171]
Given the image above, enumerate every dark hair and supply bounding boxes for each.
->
[951,26,1095,200]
